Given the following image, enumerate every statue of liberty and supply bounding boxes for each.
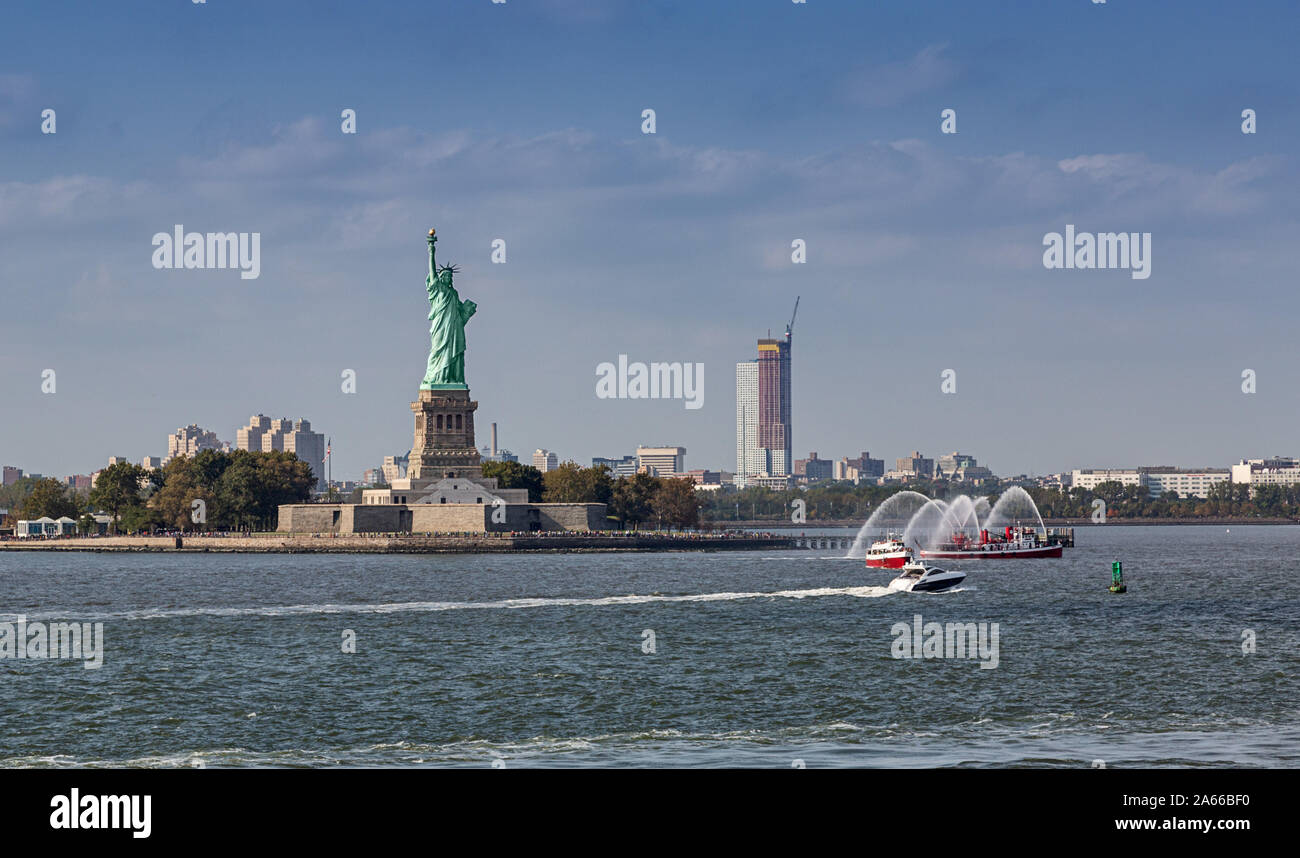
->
[421,229,477,389]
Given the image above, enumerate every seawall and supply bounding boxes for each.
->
[0,533,796,554]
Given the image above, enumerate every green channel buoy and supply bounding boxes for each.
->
[1108,560,1127,594]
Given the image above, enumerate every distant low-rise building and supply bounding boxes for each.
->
[236,414,273,453]
[2,466,22,486]
[1072,466,1228,499]
[882,469,920,483]
[235,417,326,490]
[935,452,993,482]
[593,455,638,478]
[686,470,724,490]
[637,446,686,478]
[533,449,558,473]
[168,424,228,459]
[1231,457,1300,488]
[793,452,833,483]
[381,454,409,484]
[896,451,935,480]
[834,459,860,482]
[1071,468,1143,491]
[848,452,885,479]
[745,474,793,490]
[1140,467,1229,498]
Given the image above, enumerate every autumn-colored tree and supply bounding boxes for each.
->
[150,458,213,530]
[651,477,700,529]
[543,462,614,504]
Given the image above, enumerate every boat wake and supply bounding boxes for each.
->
[1,585,895,623]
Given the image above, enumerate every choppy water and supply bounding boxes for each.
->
[1,525,1297,767]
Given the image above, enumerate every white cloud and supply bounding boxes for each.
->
[846,44,959,109]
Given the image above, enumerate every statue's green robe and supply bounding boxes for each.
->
[422,269,476,387]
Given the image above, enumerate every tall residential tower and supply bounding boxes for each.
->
[735,299,798,488]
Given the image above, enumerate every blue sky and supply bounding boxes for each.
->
[2,0,1299,481]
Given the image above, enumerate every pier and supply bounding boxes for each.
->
[790,536,855,551]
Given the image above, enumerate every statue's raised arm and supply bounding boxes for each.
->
[426,229,439,294]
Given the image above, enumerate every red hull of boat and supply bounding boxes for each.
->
[920,545,1063,560]
[865,556,909,569]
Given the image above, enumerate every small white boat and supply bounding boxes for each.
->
[888,562,966,593]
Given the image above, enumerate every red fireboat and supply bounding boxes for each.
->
[919,526,1063,560]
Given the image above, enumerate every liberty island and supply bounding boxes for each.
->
[276,228,606,533]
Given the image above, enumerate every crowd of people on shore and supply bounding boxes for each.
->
[3,528,786,541]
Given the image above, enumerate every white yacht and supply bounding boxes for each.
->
[888,562,967,593]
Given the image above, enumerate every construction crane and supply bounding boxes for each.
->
[785,296,800,340]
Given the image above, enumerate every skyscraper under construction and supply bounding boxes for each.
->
[735,299,797,487]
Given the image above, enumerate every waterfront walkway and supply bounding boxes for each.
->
[0,531,797,554]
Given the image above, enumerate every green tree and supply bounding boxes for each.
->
[149,450,313,532]
[150,457,212,531]
[211,450,313,530]
[651,477,700,529]
[118,503,162,534]
[17,477,79,520]
[89,462,149,532]
[575,464,615,506]
[543,462,614,504]
[542,461,583,502]
[0,476,39,514]
[611,473,657,530]
[482,460,544,502]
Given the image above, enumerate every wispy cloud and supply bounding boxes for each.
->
[845,44,960,108]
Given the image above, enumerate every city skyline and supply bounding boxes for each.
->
[3,1,1299,479]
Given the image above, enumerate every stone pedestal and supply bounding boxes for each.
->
[407,388,483,482]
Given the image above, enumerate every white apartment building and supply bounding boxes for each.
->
[1231,458,1300,488]
[168,424,227,459]
[533,449,558,472]
[1142,469,1229,498]
[237,414,273,453]
[237,416,326,490]
[735,360,760,486]
[381,454,409,484]
[1070,469,1143,491]
[636,446,686,477]
[1072,467,1227,498]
